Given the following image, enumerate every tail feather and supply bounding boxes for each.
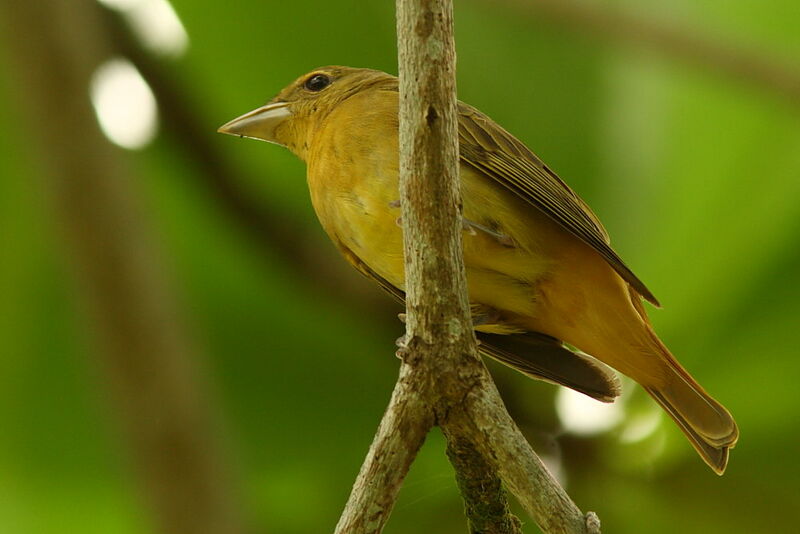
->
[641,334,739,474]
[646,386,734,474]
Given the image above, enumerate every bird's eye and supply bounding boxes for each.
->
[304,74,331,92]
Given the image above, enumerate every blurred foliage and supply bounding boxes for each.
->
[1,0,799,533]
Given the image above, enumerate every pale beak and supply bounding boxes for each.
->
[217,102,292,146]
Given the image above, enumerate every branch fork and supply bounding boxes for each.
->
[334,1,600,533]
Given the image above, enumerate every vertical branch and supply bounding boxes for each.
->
[396,1,523,533]
[338,1,601,533]
[397,2,598,533]
[397,0,470,342]
[397,2,522,532]
[0,1,247,533]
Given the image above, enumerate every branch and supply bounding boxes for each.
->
[453,379,599,533]
[445,429,523,534]
[486,0,800,107]
[395,3,528,529]
[397,1,596,530]
[335,1,599,533]
[334,364,434,533]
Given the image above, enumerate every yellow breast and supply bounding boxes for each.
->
[305,88,566,327]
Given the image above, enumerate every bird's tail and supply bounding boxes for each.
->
[640,331,739,474]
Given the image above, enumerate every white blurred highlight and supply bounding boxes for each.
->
[97,0,188,57]
[556,388,624,436]
[97,0,140,8]
[619,406,662,443]
[91,58,158,150]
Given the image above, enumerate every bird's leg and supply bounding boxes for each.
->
[462,218,515,247]
[395,313,408,357]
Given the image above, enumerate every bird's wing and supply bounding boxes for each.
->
[335,242,620,402]
[457,102,659,306]
[477,331,620,403]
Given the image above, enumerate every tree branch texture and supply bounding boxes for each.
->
[335,1,600,533]
[333,364,434,534]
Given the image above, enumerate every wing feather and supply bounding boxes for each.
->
[335,242,620,401]
[457,102,659,306]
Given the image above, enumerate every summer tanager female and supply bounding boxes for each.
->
[218,66,738,474]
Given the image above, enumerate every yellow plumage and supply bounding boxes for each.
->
[219,66,738,474]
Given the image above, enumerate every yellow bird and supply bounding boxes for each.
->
[219,66,738,474]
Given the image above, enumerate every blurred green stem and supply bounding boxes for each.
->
[0,1,249,533]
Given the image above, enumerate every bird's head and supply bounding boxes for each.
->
[218,66,396,159]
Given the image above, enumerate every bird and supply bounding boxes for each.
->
[218,66,738,474]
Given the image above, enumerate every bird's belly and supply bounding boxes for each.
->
[326,169,558,322]
[334,191,406,288]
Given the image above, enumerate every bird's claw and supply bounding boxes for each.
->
[395,334,410,359]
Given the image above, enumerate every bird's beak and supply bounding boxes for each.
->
[217,102,292,146]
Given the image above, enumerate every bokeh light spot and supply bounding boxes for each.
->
[90,58,158,150]
[97,0,189,57]
[556,388,624,436]
[619,406,662,444]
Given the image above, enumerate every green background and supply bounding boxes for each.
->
[1,0,798,532]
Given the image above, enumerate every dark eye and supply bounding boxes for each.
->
[304,74,331,92]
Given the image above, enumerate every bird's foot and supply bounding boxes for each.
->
[395,333,410,360]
